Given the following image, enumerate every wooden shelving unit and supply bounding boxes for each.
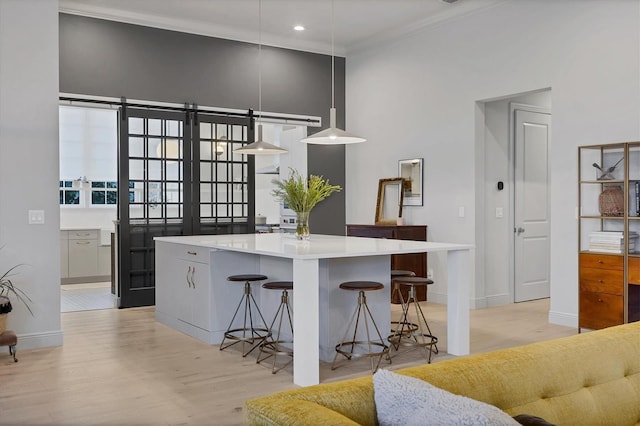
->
[578,142,640,330]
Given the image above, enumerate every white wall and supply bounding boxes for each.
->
[345,0,640,325]
[0,0,62,348]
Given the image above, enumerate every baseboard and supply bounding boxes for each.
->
[15,329,63,350]
[548,310,578,328]
[484,294,512,308]
[61,275,111,284]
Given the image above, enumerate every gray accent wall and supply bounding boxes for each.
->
[59,13,346,235]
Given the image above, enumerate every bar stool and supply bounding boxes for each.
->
[220,274,271,357]
[256,281,294,374]
[331,281,390,373]
[388,276,438,363]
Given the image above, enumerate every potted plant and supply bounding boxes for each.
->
[0,262,33,333]
[272,169,341,240]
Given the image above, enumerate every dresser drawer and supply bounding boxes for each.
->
[628,257,640,284]
[579,291,623,329]
[579,267,623,295]
[579,253,623,270]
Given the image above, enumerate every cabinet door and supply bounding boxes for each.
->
[60,232,69,279]
[68,239,99,277]
[188,261,211,331]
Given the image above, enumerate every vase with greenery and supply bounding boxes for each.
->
[272,169,342,240]
[0,262,33,332]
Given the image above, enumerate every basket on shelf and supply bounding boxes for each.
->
[599,185,624,216]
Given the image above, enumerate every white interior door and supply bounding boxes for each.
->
[514,107,551,302]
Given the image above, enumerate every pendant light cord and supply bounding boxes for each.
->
[258,0,262,120]
[331,0,335,109]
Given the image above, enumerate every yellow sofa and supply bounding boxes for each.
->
[245,322,640,425]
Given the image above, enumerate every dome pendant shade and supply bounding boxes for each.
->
[233,124,288,155]
[300,108,366,145]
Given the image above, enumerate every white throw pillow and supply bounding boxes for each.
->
[373,369,519,426]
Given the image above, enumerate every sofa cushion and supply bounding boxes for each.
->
[373,369,519,426]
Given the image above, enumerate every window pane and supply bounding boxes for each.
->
[92,191,106,204]
[129,117,144,134]
[129,137,145,157]
[107,181,117,189]
[106,191,117,204]
[65,190,80,205]
[92,181,105,188]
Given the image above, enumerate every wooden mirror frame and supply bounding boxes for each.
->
[375,178,405,225]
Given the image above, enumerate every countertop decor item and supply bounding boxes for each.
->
[271,169,341,240]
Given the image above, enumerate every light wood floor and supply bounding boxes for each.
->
[0,299,575,425]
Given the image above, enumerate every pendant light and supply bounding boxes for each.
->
[234,0,287,155]
[300,0,366,145]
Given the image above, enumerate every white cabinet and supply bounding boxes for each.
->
[155,242,213,341]
[68,230,99,277]
[60,229,111,283]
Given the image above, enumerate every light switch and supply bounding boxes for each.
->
[28,210,45,225]
[496,207,504,218]
[458,206,465,218]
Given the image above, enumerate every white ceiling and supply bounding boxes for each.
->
[59,0,504,55]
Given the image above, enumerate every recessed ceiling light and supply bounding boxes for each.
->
[294,25,305,31]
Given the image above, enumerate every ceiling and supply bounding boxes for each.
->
[59,0,504,56]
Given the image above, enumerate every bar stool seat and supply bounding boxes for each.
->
[220,274,271,357]
[331,281,390,373]
[256,281,294,374]
[389,276,438,362]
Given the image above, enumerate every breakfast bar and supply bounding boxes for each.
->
[154,233,472,386]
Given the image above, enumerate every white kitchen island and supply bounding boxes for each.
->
[154,233,472,386]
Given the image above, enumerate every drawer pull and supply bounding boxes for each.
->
[598,298,603,303]
[75,241,91,245]
[598,280,604,283]
[187,251,197,256]
[186,266,192,288]
[597,260,604,264]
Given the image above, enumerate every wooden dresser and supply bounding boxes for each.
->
[346,224,427,303]
[578,252,624,330]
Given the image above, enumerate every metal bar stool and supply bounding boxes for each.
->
[390,270,418,335]
[331,281,390,373]
[256,281,294,374]
[388,276,438,363]
[220,274,271,357]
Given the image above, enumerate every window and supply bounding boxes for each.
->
[91,181,118,205]
[59,180,80,205]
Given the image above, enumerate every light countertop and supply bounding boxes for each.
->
[154,233,472,260]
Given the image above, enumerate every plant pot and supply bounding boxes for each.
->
[0,296,11,333]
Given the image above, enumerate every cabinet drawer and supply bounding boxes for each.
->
[346,226,394,239]
[158,242,210,264]
[579,291,623,329]
[579,253,623,270]
[579,267,623,295]
[68,230,98,240]
[628,257,640,284]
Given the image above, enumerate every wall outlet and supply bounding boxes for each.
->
[427,269,434,279]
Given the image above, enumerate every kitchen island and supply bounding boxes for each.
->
[154,233,472,386]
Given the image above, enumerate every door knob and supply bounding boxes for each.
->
[516,227,525,236]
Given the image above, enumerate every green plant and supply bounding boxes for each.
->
[0,263,33,316]
[271,168,342,213]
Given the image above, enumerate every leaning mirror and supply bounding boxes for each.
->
[399,158,423,206]
[375,178,405,225]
